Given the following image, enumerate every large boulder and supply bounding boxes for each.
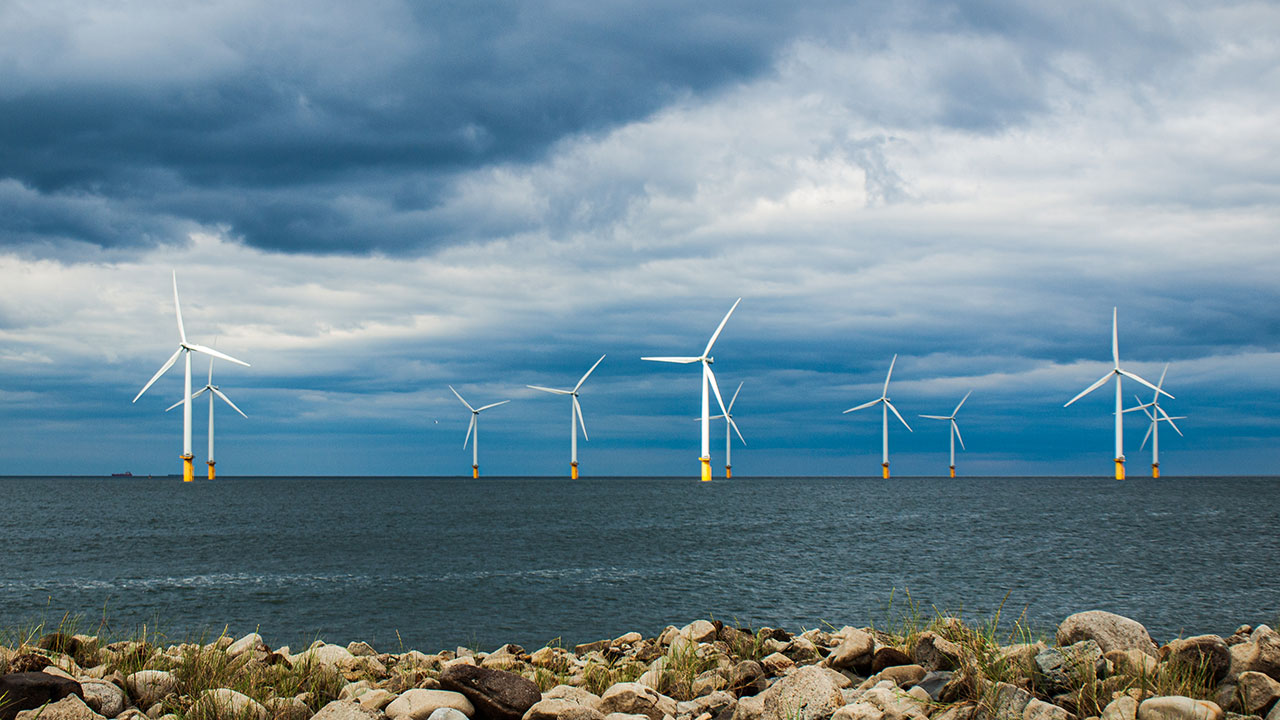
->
[1161,637,1232,684]
[14,695,103,720]
[439,665,540,720]
[385,690,475,720]
[78,680,127,718]
[1234,671,1280,715]
[824,630,874,671]
[1034,642,1105,696]
[1229,627,1280,681]
[1056,612,1158,658]
[312,700,388,720]
[522,699,604,720]
[1136,697,1223,720]
[758,665,845,720]
[0,672,85,720]
[226,634,268,658]
[597,684,677,720]
[125,670,178,709]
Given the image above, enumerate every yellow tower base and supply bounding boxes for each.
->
[1115,457,1125,480]
[949,466,955,479]
[700,456,712,482]
[1152,463,1159,479]
[472,465,479,479]
[882,462,890,480]
[571,462,578,480]
[725,465,732,479]
[182,454,194,483]
[207,461,216,480]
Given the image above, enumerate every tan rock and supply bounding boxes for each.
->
[1136,697,1223,720]
[523,699,604,720]
[1101,696,1139,720]
[191,689,269,720]
[384,690,475,720]
[730,695,764,720]
[877,665,925,688]
[682,622,719,644]
[78,679,128,718]
[1235,671,1280,715]
[1106,650,1158,678]
[1160,637,1231,684]
[357,691,396,712]
[227,633,268,658]
[541,687,601,710]
[759,665,846,720]
[761,653,796,677]
[265,696,314,720]
[15,695,105,720]
[912,633,960,672]
[826,631,875,672]
[125,670,179,709]
[310,700,386,720]
[1057,612,1158,658]
[597,684,676,720]
[1023,699,1076,720]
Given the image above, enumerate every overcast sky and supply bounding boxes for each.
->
[2,1,1278,477]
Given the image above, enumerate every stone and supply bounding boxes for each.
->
[783,638,821,665]
[1235,672,1280,715]
[358,691,397,712]
[826,631,875,672]
[1269,701,1280,720]
[385,691,475,720]
[14,695,103,720]
[1230,628,1280,682]
[116,710,147,720]
[758,665,845,720]
[8,657,54,674]
[440,666,539,720]
[522,699,604,720]
[914,671,953,702]
[191,689,269,720]
[913,633,961,673]
[0,672,85,720]
[541,688,600,710]
[597,684,677,720]
[987,682,1034,720]
[78,680,127,718]
[933,705,976,720]
[265,696,313,720]
[1035,642,1106,696]
[428,711,470,720]
[1137,697,1223,720]
[730,697,763,720]
[760,654,796,677]
[729,661,767,697]
[614,633,643,647]
[1102,697,1139,720]
[877,664,925,688]
[1056,613,1158,658]
[858,685,928,720]
[1106,650,1159,679]
[683,622,719,644]
[1162,637,1232,684]
[227,634,268,658]
[125,671,177,710]
[530,649,570,673]
[311,701,387,720]
[348,642,378,658]
[1023,699,1075,720]
[870,649,913,674]
[293,645,358,673]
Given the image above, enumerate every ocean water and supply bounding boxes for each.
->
[1,475,1277,652]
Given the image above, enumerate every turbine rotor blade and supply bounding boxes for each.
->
[1118,369,1174,399]
[953,390,971,415]
[843,398,881,414]
[464,415,475,449]
[1111,307,1119,368]
[164,390,203,412]
[476,400,510,412]
[728,381,743,412]
[706,364,729,419]
[885,400,912,432]
[1141,422,1153,450]
[573,396,588,442]
[134,348,183,402]
[701,297,742,358]
[173,271,187,344]
[1158,408,1185,436]
[953,420,965,450]
[641,356,700,363]
[208,359,214,384]
[1156,363,1169,392]
[574,354,607,393]
[211,386,247,418]
[728,416,746,445]
[449,385,476,412]
[883,354,897,397]
[527,385,571,395]
[186,343,250,368]
[919,414,950,420]
[1065,372,1114,407]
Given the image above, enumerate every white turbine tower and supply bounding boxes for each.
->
[919,390,971,478]
[843,355,912,479]
[133,271,250,482]
[1122,364,1184,478]
[643,298,741,482]
[708,381,746,478]
[527,354,606,479]
[450,385,509,478]
[1064,307,1172,480]
[165,358,246,480]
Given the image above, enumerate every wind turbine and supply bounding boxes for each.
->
[919,391,971,478]
[1122,364,1184,478]
[1064,307,1172,480]
[843,355,912,479]
[527,354,606,479]
[643,298,741,482]
[133,271,250,482]
[165,359,246,480]
[708,381,746,478]
[450,385,509,478]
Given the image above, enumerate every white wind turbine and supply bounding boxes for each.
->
[708,381,746,478]
[450,385,509,478]
[919,390,971,478]
[527,354,606,479]
[1122,363,1184,478]
[133,271,250,482]
[165,358,246,480]
[643,298,741,482]
[843,355,912,479]
[1064,307,1172,480]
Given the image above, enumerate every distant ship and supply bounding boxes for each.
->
[110,472,133,477]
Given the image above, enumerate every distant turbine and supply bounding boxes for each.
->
[133,271,250,482]
[844,355,912,479]
[919,390,971,478]
[166,358,246,480]
[450,385,509,478]
[527,354,606,479]
[708,381,746,478]
[1122,364,1184,478]
[1064,307,1171,480]
[643,298,741,482]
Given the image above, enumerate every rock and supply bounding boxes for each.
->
[859,685,928,720]
[597,684,677,720]
[1137,697,1223,720]
[311,701,387,720]
[997,645,1046,678]
[1107,650,1159,678]
[1162,637,1232,684]
[522,699,604,720]
[1102,697,1139,720]
[14,695,103,720]
[914,671,953,702]
[760,654,796,677]
[293,645,358,673]
[358,691,397,712]
[428,711,470,720]
[125,671,178,710]
[758,665,845,720]
[385,691,475,720]
[78,680,127,718]
[266,696,314,720]
[1230,628,1280,682]
[1023,699,1075,720]
[870,648,913,674]
[530,649,570,672]
[227,634,268,658]
[0,672,85,720]
[1269,700,1280,720]
[826,631,875,672]
[913,633,961,672]
[541,688,600,710]
[191,689,269,720]
[1235,672,1280,715]
[439,666,538,720]
[348,642,378,658]
[729,662,767,697]
[683,622,719,644]
[8,656,54,674]
[115,710,147,720]
[783,638,821,665]
[877,664,925,688]
[1057,612,1158,658]
[1035,642,1105,696]
[933,705,976,720]
[731,696,763,720]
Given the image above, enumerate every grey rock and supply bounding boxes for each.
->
[0,672,85,720]
[914,671,953,701]
[1137,697,1223,720]
[982,682,1033,720]
[125,671,176,710]
[522,699,603,720]
[1056,612,1158,658]
[439,665,540,720]
[428,711,470,720]
[913,633,961,673]
[758,665,845,720]
[311,701,388,720]
[79,680,127,718]
[1034,642,1105,696]
[191,689,269,720]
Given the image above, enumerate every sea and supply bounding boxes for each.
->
[1,475,1276,653]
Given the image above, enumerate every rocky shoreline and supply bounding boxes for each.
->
[1,611,1278,720]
